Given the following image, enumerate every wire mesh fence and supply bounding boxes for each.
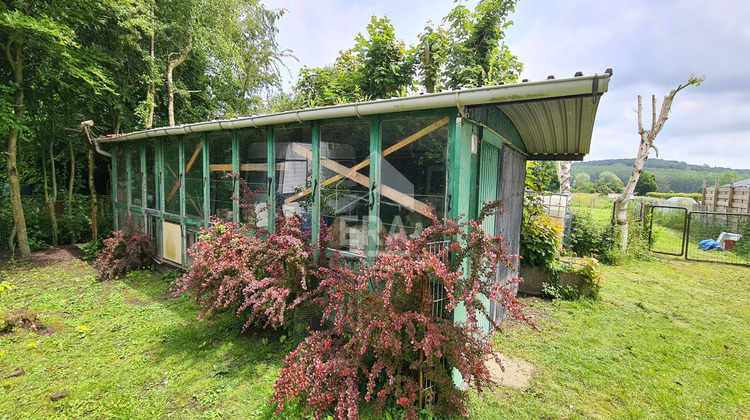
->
[686,211,750,266]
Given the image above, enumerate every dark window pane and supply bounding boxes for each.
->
[275,126,313,235]
[209,131,234,221]
[130,143,142,207]
[146,142,156,209]
[183,134,204,219]
[116,145,127,204]
[239,128,268,226]
[379,116,448,248]
[163,138,181,215]
[319,122,370,252]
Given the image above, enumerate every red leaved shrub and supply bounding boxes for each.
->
[272,202,533,419]
[172,213,327,330]
[96,217,155,280]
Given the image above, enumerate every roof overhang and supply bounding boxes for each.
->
[96,71,612,161]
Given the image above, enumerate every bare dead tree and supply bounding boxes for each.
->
[614,75,704,253]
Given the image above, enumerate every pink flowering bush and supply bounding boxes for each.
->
[272,202,533,419]
[173,213,328,330]
[96,217,155,280]
[173,174,331,330]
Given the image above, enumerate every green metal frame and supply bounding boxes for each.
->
[109,107,511,270]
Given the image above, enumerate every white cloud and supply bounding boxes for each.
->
[270,0,750,169]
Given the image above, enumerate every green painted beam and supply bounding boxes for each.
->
[140,140,147,214]
[232,130,239,223]
[368,117,381,260]
[267,127,276,233]
[311,121,321,250]
[112,146,118,228]
[202,133,210,228]
[178,137,186,265]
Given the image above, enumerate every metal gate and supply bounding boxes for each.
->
[649,205,688,256]
[648,205,750,267]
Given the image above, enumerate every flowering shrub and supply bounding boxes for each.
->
[96,217,155,280]
[173,173,330,330]
[173,213,329,331]
[520,194,562,269]
[272,202,533,419]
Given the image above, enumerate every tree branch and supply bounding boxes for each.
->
[637,95,643,135]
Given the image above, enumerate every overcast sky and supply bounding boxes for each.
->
[273,0,750,169]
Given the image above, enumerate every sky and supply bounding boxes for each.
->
[272,0,750,169]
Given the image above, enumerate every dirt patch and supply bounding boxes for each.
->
[1,307,45,335]
[125,298,152,307]
[485,354,533,389]
[0,244,87,268]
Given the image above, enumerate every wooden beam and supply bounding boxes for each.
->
[209,163,286,172]
[712,178,719,212]
[287,143,430,215]
[166,138,203,206]
[285,117,449,204]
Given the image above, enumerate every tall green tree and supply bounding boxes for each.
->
[1,1,89,259]
[634,171,658,195]
[442,0,522,89]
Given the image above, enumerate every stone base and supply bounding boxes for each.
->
[518,265,550,296]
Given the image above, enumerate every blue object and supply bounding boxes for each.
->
[698,239,723,251]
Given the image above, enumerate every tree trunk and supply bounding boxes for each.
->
[145,32,155,130]
[615,77,700,253]
[556,160,572,197]
[5,32,31,259]
[42,143,58,246]
[66,125,77,244]
[167,37,192,127]
[82,123,99,242]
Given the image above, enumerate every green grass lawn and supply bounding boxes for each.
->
[471,257,750,419]
[0,258,292,419]
[1,253,749,419]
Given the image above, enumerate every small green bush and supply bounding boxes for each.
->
[544,257,604,300]
[520,194,562,269]
[568,210,620,264]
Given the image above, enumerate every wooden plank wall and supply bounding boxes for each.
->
[701,181,750,213]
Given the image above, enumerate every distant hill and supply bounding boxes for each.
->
[571,158,750,194]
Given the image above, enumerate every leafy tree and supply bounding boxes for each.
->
[354,16,415,100]
[442,0,522,89]
[634,171,658,195]
[718,170,740,186]
[296,16,413,106]
[595,171,624,194]
[525,161,560,193]
[1,0,112,258]
[572,172,590,190]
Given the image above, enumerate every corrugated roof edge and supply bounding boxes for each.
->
[96,71,611,144]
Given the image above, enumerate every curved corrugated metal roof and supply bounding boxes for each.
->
[97,70,612,159]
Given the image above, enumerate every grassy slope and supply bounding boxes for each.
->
[2,256,749,419]
[471,257,750,419]
[0,260,291,419]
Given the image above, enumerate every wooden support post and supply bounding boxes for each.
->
[701,179,706,208]
[712,178,719,212]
